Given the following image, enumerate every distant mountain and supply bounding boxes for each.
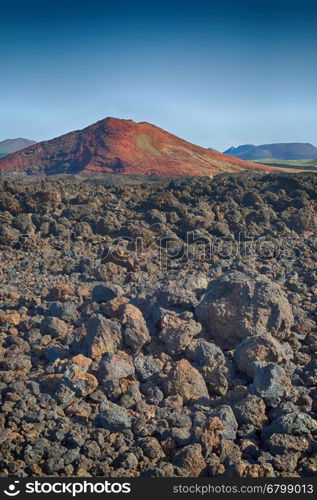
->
[0,117,275,177]
[224,143,317,160]
[0,138,36,158]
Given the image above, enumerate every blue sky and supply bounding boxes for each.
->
[0,0,316,151]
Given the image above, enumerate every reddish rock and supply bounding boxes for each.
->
[217,440,242,466]
[205,454,226,476]
[225,462,275,477]
[164,359,209,402]
[48,284,73,301]
[120,304,150,353]
[64,401,92,421]
[40,316,68,337]
[173,444,206,476]
[71,354,92,371]
[234,334,293,377]
[139,437,165,460]
[0,310,20,325]
[85,315,123,358]
[102,296,129,318]
[200,416,224,454]
[232,395,268,429]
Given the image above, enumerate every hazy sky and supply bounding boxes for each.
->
[1,0,316,151]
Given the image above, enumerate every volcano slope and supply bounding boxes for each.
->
[0,171,316,478]
[0,117,274,177]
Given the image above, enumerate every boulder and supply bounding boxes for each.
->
[40,317,68,337]
[164,359,209,403]
[62,364,98,397]
[99,401,132,431]
[232,395,268,429]
[173,444,206,476]
[266,433,310,456]
[186,338,229,395]
[159,313,201,355]
[262,412,317,440]
[233,334,294,377]
[98,352,135,381]
[251,361,292,408]
[156,273,208,309]
[196,271,294,349]
[120,304,150,353]
[92,283,123,303]
[85,315,123,358]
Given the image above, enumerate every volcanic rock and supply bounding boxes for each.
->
[61,364,98,397]
[164,359,209,402]
[84,315,123,358]
[173,444,206,476]
[159,313,201,355]
[0,171,316,478]
[134,354,161,382]
[91,284,123,303]
[262,412,317,440]
[99,401,132,431]
[196,271,294,349]
[40,317,68,337]
[232,395,268,429]
[233,334,293,377]
[98,352,135,381]
[211,406,238,441]
[250,362,292,408]
[120,304,150,353]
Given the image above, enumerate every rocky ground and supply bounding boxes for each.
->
[0,171,316,477]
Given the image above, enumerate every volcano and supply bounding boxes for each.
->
[0,117,274,177]
[0,138,36,158]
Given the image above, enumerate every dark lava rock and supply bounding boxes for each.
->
[196,271,294,349]
[250,361,292,408]
[98,401,132,431]
[91,283,123,303]
[0,172,316,478]
[262,412,317,440]
[40,316,68,337]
